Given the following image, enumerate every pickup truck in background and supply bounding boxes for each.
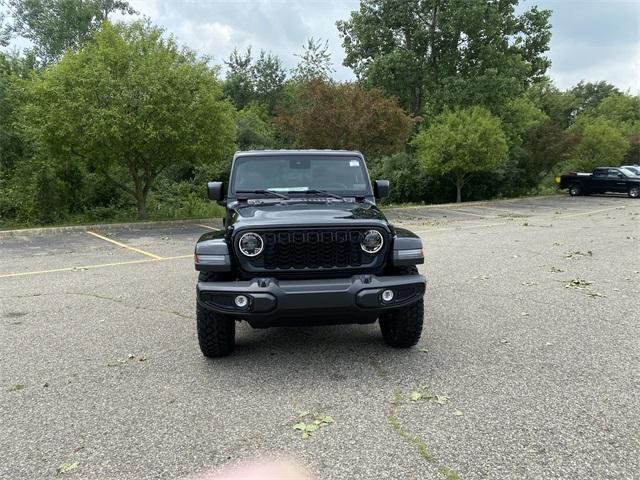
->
[556,167,640,198]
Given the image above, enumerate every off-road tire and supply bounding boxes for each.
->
[197,272,235,358]
[628,185,640,198]
[569,183,582,196]
[379,265,424,348]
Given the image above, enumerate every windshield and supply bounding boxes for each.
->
[231,155,371,196]
[622,167,640,176]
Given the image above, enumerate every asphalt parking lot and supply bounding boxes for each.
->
[1,194,639,480]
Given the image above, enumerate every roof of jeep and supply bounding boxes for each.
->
[233,149,363,159]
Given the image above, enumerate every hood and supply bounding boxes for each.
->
[228,200,388,231]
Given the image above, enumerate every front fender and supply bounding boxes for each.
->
[194,229,232,272]
[391,227,424,266]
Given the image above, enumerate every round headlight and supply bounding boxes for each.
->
[361,230,384,254]
[238,232,263,257]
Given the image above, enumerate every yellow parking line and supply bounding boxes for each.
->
[86,231,163,259]
[409,205,626,234]
[196,224,221,230]
[472,205,526,215]
[412,222,507,234]
[442,208,493,218]
[0,255,192,279]
[555,206,623,219]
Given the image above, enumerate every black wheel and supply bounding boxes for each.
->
[629,185,640,198]
[569,183,582,196]
[379,265,424,348]
[197,272,235,358]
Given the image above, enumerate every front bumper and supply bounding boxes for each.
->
[197,274,426,327]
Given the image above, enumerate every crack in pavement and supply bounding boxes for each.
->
[388,389,434,462]
[0,293,47,300]
[368,357,463,479]
[63,291,192,320]
[2,290,192,320]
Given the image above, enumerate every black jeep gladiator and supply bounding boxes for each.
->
[193,150,426,357]
[556,167,640,198]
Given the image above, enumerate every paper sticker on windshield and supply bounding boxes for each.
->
[349,160,360,167]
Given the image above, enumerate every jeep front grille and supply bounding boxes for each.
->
[238,228,386,271]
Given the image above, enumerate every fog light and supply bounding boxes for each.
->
[234,295,249,308]
[381,289,394,303]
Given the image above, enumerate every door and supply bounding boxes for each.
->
[607,169,628,192]
[590,168,608,193]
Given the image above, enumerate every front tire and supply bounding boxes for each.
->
[629,185,640,198]
[197,272,235,357]
[379,265,424,348]
[569,183,582,196]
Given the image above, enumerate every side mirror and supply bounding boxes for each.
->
[374,179,390,199]
[207,181,224,201]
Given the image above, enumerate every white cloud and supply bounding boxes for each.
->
[174,20,234,60]
[122,0,358,77]
[532,0,640,92]
[549,44,640,94]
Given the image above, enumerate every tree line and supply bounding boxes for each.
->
[0,0,638,226]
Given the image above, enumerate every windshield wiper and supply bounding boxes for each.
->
[290,189,344,200]
[236,189,290,199]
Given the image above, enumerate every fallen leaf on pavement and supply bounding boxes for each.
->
[410,391,423,402]
[293,413,333,439]
[564,250,592,259]
[56,462,78,475]
[565,278,592,289]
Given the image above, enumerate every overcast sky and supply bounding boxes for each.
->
[6,0,640,93]
[121,0,639,93]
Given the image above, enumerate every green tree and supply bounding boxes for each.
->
[223,48,287,113]
[593,93,640,131]
[3,0,135,64]
[24,21,236,219]
[337,0,551,115]
[368,152,430,203]
[0,52,25,171]
[625,131,640,165]
[413,106,508,202]
[0,11,10,46]
[223,47,255,109]
[570,81,620,117]
[569,118,630,172]
[494,96,548,194]
[593,93,640,165]
[291,37,334,82]
[236,104,276,150]
[275,80,413,157]
[252,50,286,114]
[526,78,577,128]
[524,120,580,187]
[499,96,548,147]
